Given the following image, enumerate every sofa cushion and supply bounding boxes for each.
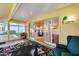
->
[53,47,68,56]
[67,36,79,55]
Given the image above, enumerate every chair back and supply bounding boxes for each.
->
[67,36,73,45]
[67,35,79,55]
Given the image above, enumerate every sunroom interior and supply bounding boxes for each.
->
[0,3,79,56]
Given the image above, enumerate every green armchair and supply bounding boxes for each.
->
[53,36,79,56]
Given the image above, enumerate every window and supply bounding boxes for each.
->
[10,23,25,36]
[19,24,25,33]
[10,25,18,35]
[0,23,8,35]
[0,21,26,42]
[0,20,8,42]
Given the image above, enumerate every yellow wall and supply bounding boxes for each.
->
[31,4,79,45]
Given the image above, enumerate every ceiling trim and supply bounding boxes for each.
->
[10,19,28,23]
[11,3,21,19]
[7,3,20,21]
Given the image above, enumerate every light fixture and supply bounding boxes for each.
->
[63,16,75,24]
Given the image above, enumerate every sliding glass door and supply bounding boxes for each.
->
[44,19,51,43]
[44,16,59,44]
[27,16,60,44]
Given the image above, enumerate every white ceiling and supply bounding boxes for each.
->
[12,3,71,20]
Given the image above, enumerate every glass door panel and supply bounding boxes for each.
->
[44,16,60,44]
